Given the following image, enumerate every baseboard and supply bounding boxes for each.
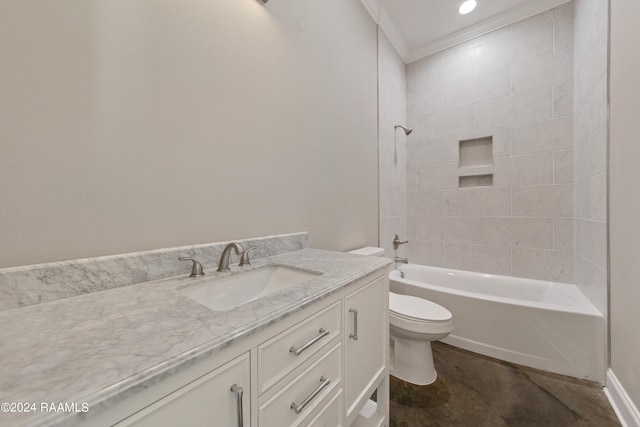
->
[605,369,640,427]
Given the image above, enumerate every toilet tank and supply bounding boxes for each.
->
[348,247,385,257]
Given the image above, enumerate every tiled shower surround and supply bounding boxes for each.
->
[573,0,608,315]
[379,29,408,258]
[404,3,576,282]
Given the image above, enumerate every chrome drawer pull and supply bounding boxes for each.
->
[349,308,359,341]
[289,328,330,356]
[230,384,244,427]
[290,376,331,414]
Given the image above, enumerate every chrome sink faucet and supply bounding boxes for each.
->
[217,242,244,272]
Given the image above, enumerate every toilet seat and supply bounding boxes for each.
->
[389,292,453,335]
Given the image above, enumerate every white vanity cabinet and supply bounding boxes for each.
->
[115,353,250,427]
[344,276,388,424]
[87,269,388,427]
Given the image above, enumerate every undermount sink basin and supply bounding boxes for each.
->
[178,265,321,311]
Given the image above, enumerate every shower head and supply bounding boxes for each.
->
[394,125,412,135]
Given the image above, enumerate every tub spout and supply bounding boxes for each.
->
[394,257,408,264]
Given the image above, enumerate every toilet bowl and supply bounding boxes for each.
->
[389,291,453,385]
[348,247,454,386]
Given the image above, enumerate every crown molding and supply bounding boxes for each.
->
[404,0,571,63]
[360,0,409,61]
[378,9,410,60]
[360,0,381,23]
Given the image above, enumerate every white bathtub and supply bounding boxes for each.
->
[390,264,606,383]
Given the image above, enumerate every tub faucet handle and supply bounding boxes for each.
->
[393,234,409,250]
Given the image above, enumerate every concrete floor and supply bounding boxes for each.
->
[389,342,620,427]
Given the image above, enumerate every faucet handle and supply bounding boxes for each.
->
[393,234,409,250]
[239,246,257,267]
[178,257,205,278]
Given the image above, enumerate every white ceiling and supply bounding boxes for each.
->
[363,0,571,63]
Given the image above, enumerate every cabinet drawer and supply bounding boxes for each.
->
[258,301,341,394]
[259,342,342,427]
[302,388,343,427]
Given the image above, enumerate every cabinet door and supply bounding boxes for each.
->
[116,353,250,427]
[344,276,388,418]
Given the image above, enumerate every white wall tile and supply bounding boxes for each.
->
[407,191,445,216]
[475,88,553,131]
[554,218,574,251]
[416,216,445,242]
[417,163,458,190]
[574,253,607,316]
[575,218,607,268]
[410,85,443,116]
[472,27,519,74]
[574,75,607,143]
[380,216,407,258]
[434,105,475,137]
[510,21,554,62]
[511,50,573,93]
[554,150,574,184]
[407,215,417,240]
[404,5,578,284]
[407,138,444,167]
[444,243,511,275]
[512,117,573,155]
[575,173,607,221]
[380,188,406,218]
[416,51,475,92]
[408,241,444,267]
[444,187,511,217]
[442,67,510,109]
[553,83,574,118]
[554,5,574,51]
[511,9,555,33]
[476,217,553,249]
[512,184,573,217]
[574,123,607,181]
[573,0,608,310]
[494,152,554,186]
[380,158,406,191]
[406,63,418,94]
[444,217,476,244]
[416,216,477,245]
[512,248,574,283]
[406,167,417,192]
[414,113,438,140]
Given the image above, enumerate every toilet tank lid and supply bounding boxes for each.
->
[348,247,385,257]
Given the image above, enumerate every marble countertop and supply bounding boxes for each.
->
[0,248,390,427]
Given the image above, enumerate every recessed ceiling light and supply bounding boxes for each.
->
[459,0,477,14]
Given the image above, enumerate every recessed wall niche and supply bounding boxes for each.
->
[458,136,494,187]
[459,174,493,188]
[459,136,493,167]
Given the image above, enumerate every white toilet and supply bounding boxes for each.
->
[348,247,454,386]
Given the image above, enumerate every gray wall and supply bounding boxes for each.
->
[0,0,379,267]
[610,0,640,415]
